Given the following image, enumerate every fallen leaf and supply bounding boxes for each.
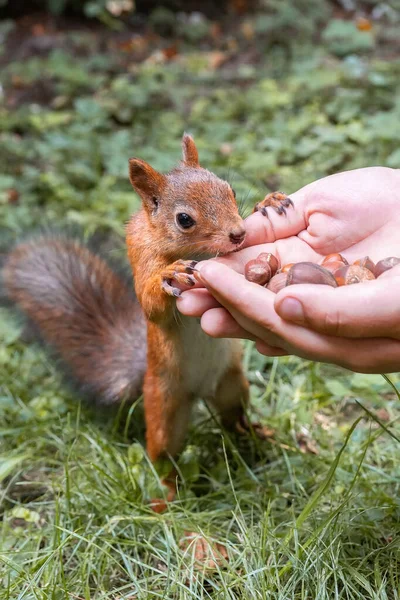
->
[376,408,390,422]
[11,75,26,89]
[7,189,19,205]
[356,17,372,32]
[241,21,255,41]
[210,22,222,42]
[162,44,179,61]
[230,0,251,15]
[208,51,229,70]
[297,431,319,455]
[31,23,46,36]
[117,35,148,54]
[179,532,228,569]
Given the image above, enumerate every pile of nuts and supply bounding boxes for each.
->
[244,252,400,293]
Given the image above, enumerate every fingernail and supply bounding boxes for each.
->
[278,297,304,323]
[192,269,203,282]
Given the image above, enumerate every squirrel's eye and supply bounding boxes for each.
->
[152,196,159,208]
[176,213,196,229]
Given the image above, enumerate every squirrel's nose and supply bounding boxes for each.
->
[229,227,246,246]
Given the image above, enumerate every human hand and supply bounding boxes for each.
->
[177,167,400,372]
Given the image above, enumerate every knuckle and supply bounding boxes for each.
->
[322,308,344,336]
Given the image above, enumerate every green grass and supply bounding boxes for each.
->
[1,6,400,598]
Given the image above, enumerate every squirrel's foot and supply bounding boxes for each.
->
[254,191,294,218]
[148,474,177,514]
[161,260,198,297]
[235,413,275,441]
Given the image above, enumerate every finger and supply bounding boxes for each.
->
[197,261,291,347]
[197,261,400,372]
[211,236,320,275]
[254,340,289,357]
[177,288,221,317]
[274,276,400,338]
[200,307,256,340]
[243,187,308,247]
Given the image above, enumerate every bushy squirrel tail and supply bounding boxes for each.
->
[1,235,147,404]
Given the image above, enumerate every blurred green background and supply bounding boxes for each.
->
[1,1,400,598]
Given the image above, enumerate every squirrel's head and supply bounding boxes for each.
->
[128,133,246,259]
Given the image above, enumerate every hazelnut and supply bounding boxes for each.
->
[286,262,338,288]
[353,256,376,275]
[321,253,348,266]
[322,260,347,275]
[245,259,272,286]
[255,252,279,276]
[375,257,400,278]
[280,263,294,274]
[267,272,288,293]
[334,265,375,286]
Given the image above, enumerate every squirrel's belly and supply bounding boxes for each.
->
[179,315,235,398]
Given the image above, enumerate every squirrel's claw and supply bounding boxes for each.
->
[162,279,182,297]
[161,260,197,297]
[254,191,293,219]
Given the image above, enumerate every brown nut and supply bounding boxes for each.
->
[334,265,375,286]
[321,253,349,266]
[245,259,272,285]
[280,263,295,274]
[322,260,347,275]
[267,272,288,293]
[256,252,279,276]
[375,257,400,277]
[353,256,376,275]
[286,262,338,287]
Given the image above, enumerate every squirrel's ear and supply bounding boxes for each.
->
[129,158,166,207]
[182,133,199,167]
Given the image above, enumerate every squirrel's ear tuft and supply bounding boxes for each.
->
[129,159,166,207]
[182,133,199,167]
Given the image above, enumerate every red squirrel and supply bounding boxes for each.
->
[2,134,292,493]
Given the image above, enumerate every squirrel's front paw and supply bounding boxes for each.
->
[161,260,197,297]
[254,191,294,218]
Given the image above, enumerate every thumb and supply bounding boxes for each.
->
[274,276,400,339]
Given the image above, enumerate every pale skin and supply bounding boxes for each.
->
[177,167,400,374]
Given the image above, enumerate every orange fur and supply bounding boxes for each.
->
[126,134,249,467]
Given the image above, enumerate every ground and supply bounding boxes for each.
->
[1,3,400,598]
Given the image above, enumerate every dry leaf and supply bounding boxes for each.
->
[117,35,148,54]
[210,22,222,41]
[376,408,390,422]
[162,44,179,61]
[208,51,228,70]
[297,431,319,455]
[7,189,19,205]
[356,17,372,31]
[180,532,228,570]
[31,23,46,37]
[241,21,255,41]
[230,0,251,15]
[11,75,26,89]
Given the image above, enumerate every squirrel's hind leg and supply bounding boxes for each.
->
[144,374,192,511]
[212,366,271,440]
[211,365,250,430]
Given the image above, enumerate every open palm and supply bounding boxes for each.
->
[178,167,400,373]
